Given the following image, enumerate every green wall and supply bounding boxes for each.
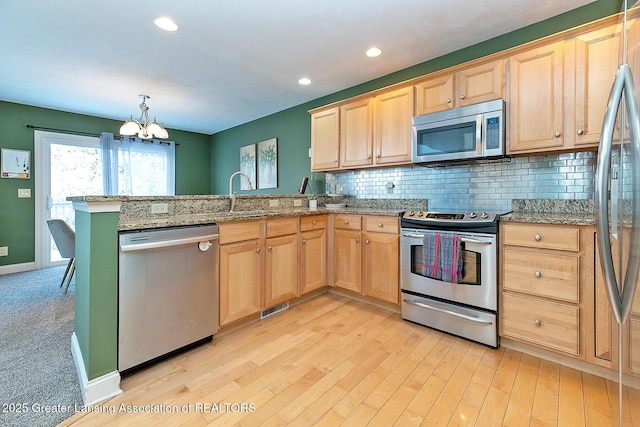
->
[210,0,624,194]
[0,101,211,267]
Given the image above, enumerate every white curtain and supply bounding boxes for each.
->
[101,133,175,196]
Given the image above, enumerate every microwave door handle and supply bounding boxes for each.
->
[476,115,483,155]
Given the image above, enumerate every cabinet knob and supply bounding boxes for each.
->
[356,238,360,243]
[312,220,316,225]
[535,271,542,278]
[268,246,272,251]
[554,131,561,137]
[534,319,541,327]
[376,154,381,158]
[365,239,370,244]
[302,239,306,244]
[460,95,466,99]
[378,223,383,228]
[446,98,452,103]
[534,234,541,241]
[256,248,260,253]
[366,154,371,159]
[344,220,349,224]
[577,129,584,135]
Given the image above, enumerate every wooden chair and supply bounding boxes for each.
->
[46,219,75,293]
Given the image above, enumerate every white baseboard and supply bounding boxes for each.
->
[71,332,122,406]
[0,262,35,276]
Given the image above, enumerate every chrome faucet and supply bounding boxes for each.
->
[229,171,253,212]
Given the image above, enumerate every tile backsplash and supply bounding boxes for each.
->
[326,152,597,213]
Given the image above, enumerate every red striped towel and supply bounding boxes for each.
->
[421,232,441,279]
[440,233,463,283]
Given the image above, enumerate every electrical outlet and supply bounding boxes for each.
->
[293,199,302,207]
[269,199,279,208]
[18,188,31,198]
[0,246,8,256]
[150,203,169,214]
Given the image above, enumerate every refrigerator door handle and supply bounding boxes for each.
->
[595,64,640,324]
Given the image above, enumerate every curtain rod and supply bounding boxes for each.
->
[25,125,178,145]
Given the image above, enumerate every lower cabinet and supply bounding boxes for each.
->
[300,215,327,295]
[264,217,299,308]
[219,222,262,326]
[332,214,399,304]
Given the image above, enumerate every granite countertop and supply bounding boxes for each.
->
[118,207,405,231]
[501,199,596,226]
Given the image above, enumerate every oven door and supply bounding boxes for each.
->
[400,228,497,311]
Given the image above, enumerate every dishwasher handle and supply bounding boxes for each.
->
[120,234,219,252]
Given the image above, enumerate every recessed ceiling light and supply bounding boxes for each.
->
[366,47,383,58]
[298,77,311,85]
[154,17,179,32]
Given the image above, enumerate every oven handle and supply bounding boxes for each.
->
[401,233,492,246]
[403,299,494,325]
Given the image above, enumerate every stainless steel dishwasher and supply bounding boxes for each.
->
[118,224,219,373]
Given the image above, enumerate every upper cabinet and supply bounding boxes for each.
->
[311,86,414,171]
[508,20,635,155]
[415,59,504,116]
[310,106,340,171]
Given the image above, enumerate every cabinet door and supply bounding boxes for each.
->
[219,240,261,326]
[373,86,414,165]
[363,232,399,304]
[571,22,626,148]
[340,98,373,168]
[311,107,340,171]
[457,59,504,107]
[508,41,565,153]
[264,234,299,308]
[300,228,326,294]
[333,229,362,293]
[415,74,454,115]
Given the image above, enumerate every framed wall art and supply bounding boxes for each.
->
[239,144,256,190]
[1,148,31,179]
[257,138,277,189]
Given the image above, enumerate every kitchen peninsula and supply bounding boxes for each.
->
[67,194,426,406]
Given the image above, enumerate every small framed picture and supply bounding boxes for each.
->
[1,148,31,179]
[239,144,256,190]
[257,138,277,189]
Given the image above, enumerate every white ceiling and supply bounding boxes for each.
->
[0,0,597,135]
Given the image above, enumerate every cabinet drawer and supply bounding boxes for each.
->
[266,217,298,237]
[501,292,579,355]
[219,221,262,244]
[364,216,398,234]
[300,215,326,231]
[334,214,362,230]
[503,248,579,302]
[502,223,579,251]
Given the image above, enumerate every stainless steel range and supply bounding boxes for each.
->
[400,210,507,347]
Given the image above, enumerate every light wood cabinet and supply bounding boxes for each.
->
[374,86,414,165]
[509,20,635,155]
[219,221,262,326]
[264,217,299,308]
[300,215,327,295]
[332,214,399,304]
[310,86,414,172]
[508,41,565,154]
[500,222,584,357]
[340,98,373,168]
[362,216,399,304]
[415,59,504,115]
[310,107,340,171]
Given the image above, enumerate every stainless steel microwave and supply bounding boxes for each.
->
[412,99,505,164]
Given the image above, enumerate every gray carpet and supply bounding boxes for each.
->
[0,266,83,427]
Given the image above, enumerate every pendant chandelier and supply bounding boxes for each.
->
[119,94,169,139]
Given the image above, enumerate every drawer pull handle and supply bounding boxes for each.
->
[535,271,542,278]
[534,319,541,327]
[534,234,541,241]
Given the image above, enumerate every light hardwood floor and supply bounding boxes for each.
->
[60,293,640,426]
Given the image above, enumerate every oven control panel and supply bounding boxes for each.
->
[402,211,495,222]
